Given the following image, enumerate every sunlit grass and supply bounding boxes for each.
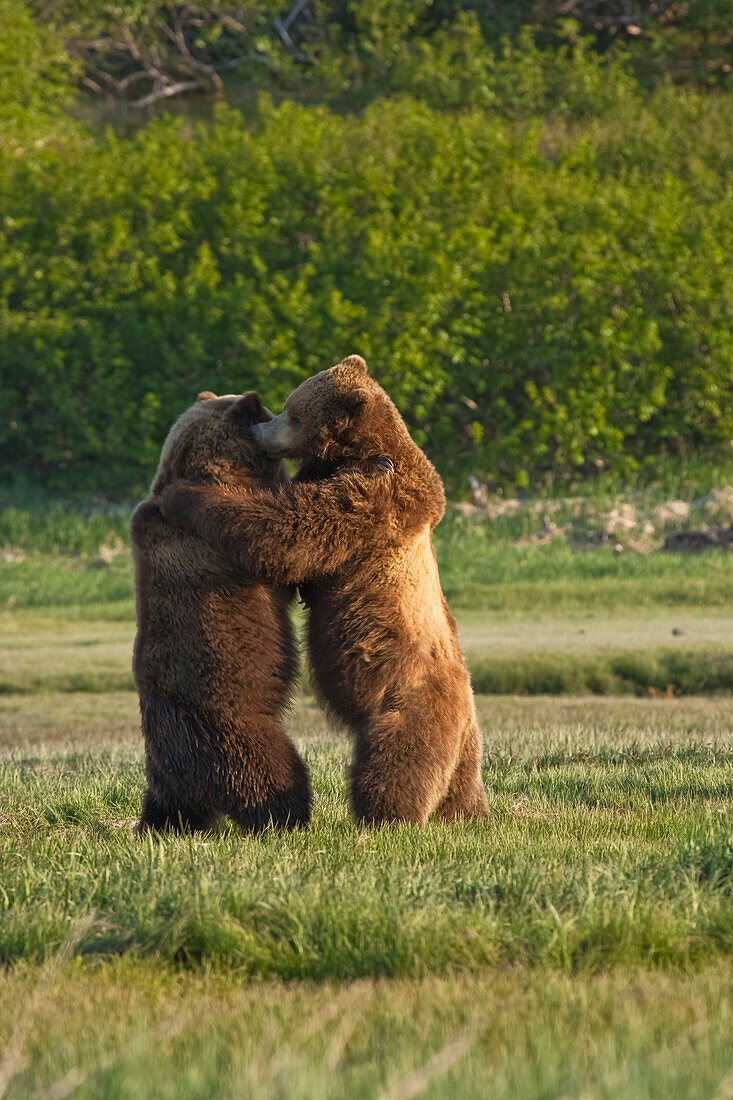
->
[1,693,733,1097]
[4,604,733,696]
[1,695,732,977]
[4,959,733,1099]
[3,497,733,1096]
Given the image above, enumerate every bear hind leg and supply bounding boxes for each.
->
[350,711,458,826]
[434,721,489,822]
[137,788,218,835]
[224,725,311,833]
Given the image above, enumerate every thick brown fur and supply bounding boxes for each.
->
[132,391,310,834]
[159,357,489,826]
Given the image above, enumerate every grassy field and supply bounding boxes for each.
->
[3,599,733,697]
[1,691,733,1098]
[3,531,733,695]
[2,500,733,1097]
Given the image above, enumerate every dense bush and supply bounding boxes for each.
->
[29,0,733,108]
[1,4,732,495]
[0,0,78,144]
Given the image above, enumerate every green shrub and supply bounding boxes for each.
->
[2,7,732,495]
[391,17,639,116]
[3,90,732,494]
[0,0,78,148]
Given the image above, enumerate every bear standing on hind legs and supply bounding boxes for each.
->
[160,356,489,826]
[132,391,310,835]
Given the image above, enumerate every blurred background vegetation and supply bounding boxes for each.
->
[1,0,732,497]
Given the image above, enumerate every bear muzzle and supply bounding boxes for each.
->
[251,412,297,457]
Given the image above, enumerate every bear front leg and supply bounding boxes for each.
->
[349,712,459,826]
[157,469,396,587]
[434,720,490,822]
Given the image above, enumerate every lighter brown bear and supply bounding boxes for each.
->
[160,357,489,826]
[132,391,310,833]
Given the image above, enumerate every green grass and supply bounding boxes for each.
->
[4,541,733,615]
[2,712,733,977]
[3,490,733,625]
[5,960,733,1099]
[0,556,134,613]
[0,497,131,557]
[436,537,733,610]
[4,602,733,697]
[1,693,733,1097]
[470,647,733,695]
[1,694,733,979]
[3,509,733,1096]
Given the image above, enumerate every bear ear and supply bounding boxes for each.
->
[340,389,366,418]
[339,354,368,376]
[197,390,217,402]
[232,390,269,423]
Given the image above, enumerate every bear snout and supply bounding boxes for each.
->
[251,411,297,457]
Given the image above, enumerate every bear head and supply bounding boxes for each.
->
[151,390,288,494]
[252,355,405,465]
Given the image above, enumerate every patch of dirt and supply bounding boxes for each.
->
[514,522,563,548]
[652,500,690,525]
[452,484,733,554]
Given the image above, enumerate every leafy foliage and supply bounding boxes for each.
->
[30,1,733,108]
[28,0,286,107]
[0,0,79,147]
[2,6,732,493]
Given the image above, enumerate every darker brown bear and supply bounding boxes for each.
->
[132,391,310,833]
[160,357,489,826]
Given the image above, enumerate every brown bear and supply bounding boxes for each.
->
[159,357,489,826]
[131,390,310,834]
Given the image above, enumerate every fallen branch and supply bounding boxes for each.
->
[131,80,199,108]
[274,0,313,64]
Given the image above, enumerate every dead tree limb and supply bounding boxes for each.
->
[131,80,199,109]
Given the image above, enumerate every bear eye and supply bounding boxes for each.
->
[289,414,301,430]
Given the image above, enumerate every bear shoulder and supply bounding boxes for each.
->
[130,499,168,552]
